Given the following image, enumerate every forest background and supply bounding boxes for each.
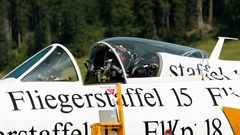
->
[0,0,239,76]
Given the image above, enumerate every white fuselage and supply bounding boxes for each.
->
[0,79,239,135]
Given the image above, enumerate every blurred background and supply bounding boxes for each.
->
[0,0,240,77]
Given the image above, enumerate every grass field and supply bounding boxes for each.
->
[192,37,240,60]
[1,37,240,79]
[0,72,6,78]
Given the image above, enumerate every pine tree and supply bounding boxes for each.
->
[103,0,137,37]
[186,0,197,30]
[133,0,155,38]
[208,0,213,25]
[169,0,187,43]
[15,0,29,48]
[27,0,51,56]
[153,0,171,39]
[1,0,12,41]
[197,0,204,32]
[0,0,11,70]
[220,0,240,36]
[0,0,7,41]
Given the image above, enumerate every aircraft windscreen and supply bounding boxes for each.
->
[22,46,78,82]
[3,46,52,79]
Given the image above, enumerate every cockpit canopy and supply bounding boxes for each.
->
[2,37,208,84]
[3,44,80,82]
[84,37,208,84]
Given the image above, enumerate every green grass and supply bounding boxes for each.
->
[75,56,88,79]
[192,38,240,60]
[0,72,7,78]
[191,38,216,55]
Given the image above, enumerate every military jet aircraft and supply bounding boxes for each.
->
[0,37,239,135]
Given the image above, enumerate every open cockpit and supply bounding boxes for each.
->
[4,37,240,84]
[84,37,208,84]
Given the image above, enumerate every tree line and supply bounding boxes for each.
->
[0,0,239,71]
